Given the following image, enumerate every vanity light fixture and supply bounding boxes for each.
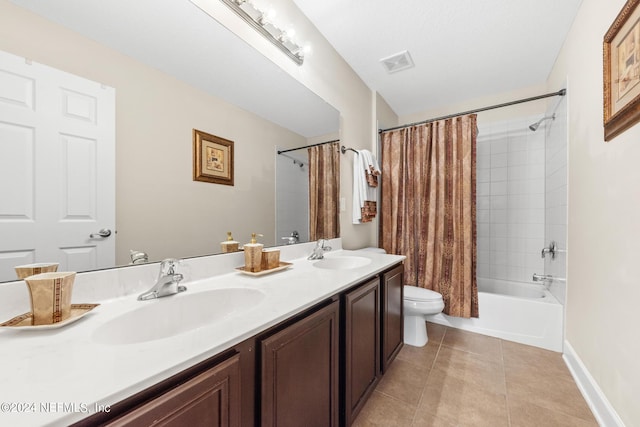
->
[220,0,305,65]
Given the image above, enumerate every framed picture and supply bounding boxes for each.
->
[604,0,640,141]
[193,129,234,185]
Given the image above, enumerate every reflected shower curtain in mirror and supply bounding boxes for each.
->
[380,115,478,318]
[308,142,340,240]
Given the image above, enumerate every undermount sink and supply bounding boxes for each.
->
[93,288,265,345]
[313,256,372,270]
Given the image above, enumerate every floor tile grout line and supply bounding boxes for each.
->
[409,323,447,426]
[499,338,513,427]
[357,323,598,426]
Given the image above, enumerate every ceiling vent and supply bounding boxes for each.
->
[379,50,414,74]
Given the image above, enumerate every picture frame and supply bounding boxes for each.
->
[193,129,234,185]
[604,0,640,141]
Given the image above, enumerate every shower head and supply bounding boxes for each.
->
[529,114,556,131]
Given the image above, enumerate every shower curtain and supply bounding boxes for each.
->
[380,115,478,318]
[308,142,340,240]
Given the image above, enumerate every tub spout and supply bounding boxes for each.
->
[532,273,552,283]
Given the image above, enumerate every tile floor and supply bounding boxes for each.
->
[353,322,599,427]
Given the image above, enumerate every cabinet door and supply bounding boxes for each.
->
[343,278,380,426]
[261,300,340,427]
[106,354,241,427]
[381,264,404,373]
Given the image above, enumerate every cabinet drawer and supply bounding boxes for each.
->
[106,354,241,427]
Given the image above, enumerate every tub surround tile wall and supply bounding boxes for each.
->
[544,96,568,305]
[476,118,546,284]
[275,150,310,244]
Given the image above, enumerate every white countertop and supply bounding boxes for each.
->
[0,242,404,426]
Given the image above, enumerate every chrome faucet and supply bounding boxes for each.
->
[532,273,552,283]
[130,249,148,264]
[281,230,300,245]
[541,241,557,259]
[138,258,187,301]
[308,239,332,260]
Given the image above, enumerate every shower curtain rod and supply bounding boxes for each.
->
[277,139,340,154]
[379,89,566,134]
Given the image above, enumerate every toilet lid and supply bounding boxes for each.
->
[404,285,442,302]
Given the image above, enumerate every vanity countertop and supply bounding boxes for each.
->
[0,245,404,427]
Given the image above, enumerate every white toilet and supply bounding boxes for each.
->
[358,248,445,347]
[403,285,445,347]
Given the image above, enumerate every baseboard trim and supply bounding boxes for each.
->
[563,340,625,427]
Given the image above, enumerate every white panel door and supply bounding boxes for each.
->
[0,50,115,281]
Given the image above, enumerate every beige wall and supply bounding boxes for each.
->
[375,92,399,137]
[0,0,307,265]
[549,0,640,424]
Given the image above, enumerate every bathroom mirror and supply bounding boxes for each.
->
[0,0,340,282]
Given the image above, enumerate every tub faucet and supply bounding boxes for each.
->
[138,258,187,301]
[532,273,552,283]
[541,241,557,259]
[308,239,332,260]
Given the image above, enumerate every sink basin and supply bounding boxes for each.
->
[93,288,265,345]
[313,256,372,270]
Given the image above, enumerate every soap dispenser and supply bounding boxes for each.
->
[221,232,239,253]
[244,233,264,272]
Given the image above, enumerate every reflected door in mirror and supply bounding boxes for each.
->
[0,51,115,281]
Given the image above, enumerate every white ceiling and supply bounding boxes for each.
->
[9,0,339,138]
[10,0,583,132]
[294,0,583,117]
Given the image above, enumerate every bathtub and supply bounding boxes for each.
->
[429,277,563,352]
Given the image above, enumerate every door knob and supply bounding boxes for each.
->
[90,228,112,238]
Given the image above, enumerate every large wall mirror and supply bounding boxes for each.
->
[0,0,340,282]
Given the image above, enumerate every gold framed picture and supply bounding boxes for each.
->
[604,0,640,141]
[193,129,234,185]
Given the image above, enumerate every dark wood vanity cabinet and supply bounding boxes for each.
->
[260,299,340,427]
[258,262,404,427]
[73,262,403,427]
[381,264,404,373]
[74,339,256,427]
[104,354,242,427]
[342,278,380,426]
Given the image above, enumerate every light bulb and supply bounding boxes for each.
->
[266,8,276,20]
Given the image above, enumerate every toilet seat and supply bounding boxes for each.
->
[404,285,442,302]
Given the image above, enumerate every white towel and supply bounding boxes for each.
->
[352,150,365,224]
[352,149,381,224]
[361,150,381,177]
